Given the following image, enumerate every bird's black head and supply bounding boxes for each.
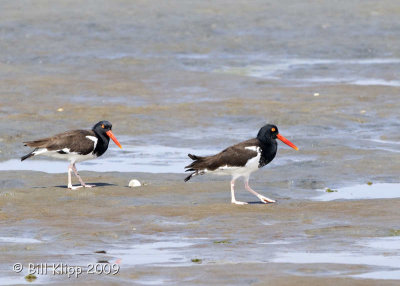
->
[257,124,298,150]
[92,120,122,148]
[257,124,279,143]
[92,120,113,134]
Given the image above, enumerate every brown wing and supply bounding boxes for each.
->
[23,130,96,155]
[185,138,260,171]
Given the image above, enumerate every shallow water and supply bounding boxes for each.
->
[2,144,202,174]
[272,237,400,279]
[314,183,400,201]
[109,240,194,267]
[0,237,41,244]
[216,57,400,87]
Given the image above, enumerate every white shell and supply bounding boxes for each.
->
[129,179,142,188]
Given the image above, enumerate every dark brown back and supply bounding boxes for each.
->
[23,130,96,155]
[186,138,260,171]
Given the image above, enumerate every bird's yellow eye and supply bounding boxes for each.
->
[101,124,105,129]
[271,127,276,132]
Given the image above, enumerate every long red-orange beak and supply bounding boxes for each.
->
[106,130,122,149]
[276,133,298,150]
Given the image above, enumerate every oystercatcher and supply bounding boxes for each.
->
[184,124,298,204]
[21,121,122,190]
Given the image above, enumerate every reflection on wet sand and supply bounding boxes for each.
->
[314,183,400,201]
[273,237,400,279]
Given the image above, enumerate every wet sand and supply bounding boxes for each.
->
[1,0,400,285]
[1,171,400,285]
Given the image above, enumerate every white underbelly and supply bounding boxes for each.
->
[212,166,242,176]
[36,149,96,163]
[208,151,261,178]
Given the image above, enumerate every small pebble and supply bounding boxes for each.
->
[360,110,366,114]
[313,93,320,97]
[57,108,64,112]
[129,179,141,187]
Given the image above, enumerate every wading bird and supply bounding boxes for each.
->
[21,121,122,189]
[185,124,298,204]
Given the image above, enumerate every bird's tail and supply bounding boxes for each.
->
[187,154,202,160]
[184,153,206,182]
[21,148,37,161]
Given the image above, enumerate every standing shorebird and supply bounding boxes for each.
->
[184,124,298,204]
[21,120,122,189]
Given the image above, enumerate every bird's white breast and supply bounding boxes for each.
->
[241,146,261,175]
[86,136,98,150]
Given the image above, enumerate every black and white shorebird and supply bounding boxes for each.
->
[184,124,298,205]
[21,120,122,190]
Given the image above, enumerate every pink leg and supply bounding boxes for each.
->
[67,163,82,190]
[244,179,276,203]
[231,178,247,205]
[72,163,95,188]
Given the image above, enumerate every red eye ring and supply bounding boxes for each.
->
[271,127,276,132]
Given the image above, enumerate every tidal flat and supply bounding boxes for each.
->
[1,0,400,285]
[1,171,400,285]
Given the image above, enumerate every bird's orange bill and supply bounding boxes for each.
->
[106,130,122,149]
[276,134,298,150]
